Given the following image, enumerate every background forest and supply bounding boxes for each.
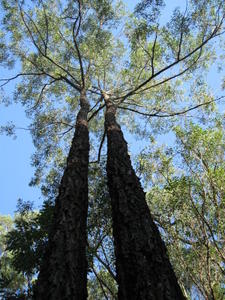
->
[0,0,224,299]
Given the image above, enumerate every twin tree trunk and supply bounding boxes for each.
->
[104,97,185,300]
[34,91,89,300]
[34,89,184,299]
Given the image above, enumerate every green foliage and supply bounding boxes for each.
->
[0,215,27,299]
[6,201,46,277]
[138,121,225,299]
[88,270,117,300]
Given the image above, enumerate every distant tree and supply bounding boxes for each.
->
[138,120,225,299]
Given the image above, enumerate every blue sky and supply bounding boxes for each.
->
[0,103,42,214]
[0,0,224,215]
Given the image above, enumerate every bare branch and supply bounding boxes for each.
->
[136,58,151,82]
[40,0,49,55]
[118,96,225,118]
[58,126,74,137]
[72,0,85,88]
[94,252,116,281]
[88,103,106,122]
[92,266,116,299]
[0,72,45,87]
[89,96,103,113]
[151,31,158,76]
[177,31,184,61]
[91,267,109,300]
[98,129,106,163]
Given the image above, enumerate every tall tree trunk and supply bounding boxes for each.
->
[104,96,185,300]
[34,90,89,300]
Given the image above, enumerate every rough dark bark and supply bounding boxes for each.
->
[34,91,89,300]
[104,96,185,300]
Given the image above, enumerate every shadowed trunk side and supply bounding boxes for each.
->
[104,95,185,300]
[34,90,89,300]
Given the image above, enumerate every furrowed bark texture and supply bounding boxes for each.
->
[34,92,89,300]
[105,99,185,300]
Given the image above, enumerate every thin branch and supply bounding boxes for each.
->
[98,129,106,163]
[87,88,102,96]
[123,101,144,108]
[119,23,224,101]
[58,126,74,137]
[151,31,158,75]
[22,9,47,51]
[0,72,45,87]
[14,126,31,131]
[88,103,106,122]
[20,6,81,90]
[89,96,103,113]
[188,185,225,262]
[40,0,49,55]
[19,53,58,80]
[177,30,184,61]
[73,0,82,39]
[94,252,116,281]
[100,244,114,276]
[92,267,109,300]
[136,58,151,82]
[72,0,85,87]
[60,75,81,90]
[131,44,204,96]
[118,96,225,118]
[177,3,188,60]
[28,78,59,111]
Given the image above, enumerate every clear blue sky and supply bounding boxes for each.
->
[0,103,42,215]
[0,0,223,216]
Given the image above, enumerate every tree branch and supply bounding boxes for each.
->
[28,78,60,111]
[119,22,224,101]
[94,252,116,281]
[118,96,225,118]
[98,129,106,163]
[91,267,109,300]
[151,31,157,76]
[0,72,45,87]
[72,0,85,88]
[20,5,81,91]
[88,103,106,122]
[92,266,116,299]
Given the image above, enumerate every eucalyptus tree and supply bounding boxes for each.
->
[94,1,225,298]
[1,0,225,299]
[0,0,122,298]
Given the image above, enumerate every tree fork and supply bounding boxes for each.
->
[104,93,185,300]
[34,90,89,300]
